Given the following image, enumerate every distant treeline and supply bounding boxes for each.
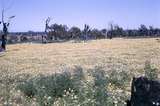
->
[45,24,160,41]
[1,24,160,44]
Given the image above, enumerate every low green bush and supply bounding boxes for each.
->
[16,66,133,106]
[145,61,158,80]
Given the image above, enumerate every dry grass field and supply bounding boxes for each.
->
[0,38,160,105]
[0,38,160,77]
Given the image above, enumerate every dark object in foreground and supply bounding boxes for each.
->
[127,77,160,106]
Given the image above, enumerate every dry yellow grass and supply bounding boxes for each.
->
[0,38,160,77]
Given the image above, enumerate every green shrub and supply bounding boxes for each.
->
[17,66,131,106]
[109,70,131,89]
[35,72,73,98]
[17,79,37,98]
[144,61,158,80]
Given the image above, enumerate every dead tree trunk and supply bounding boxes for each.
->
[43,17,51,43]
[1,9,14,50]
[127,77,160,106]
[1,23,8,50]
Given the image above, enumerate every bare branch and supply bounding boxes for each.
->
[46,17,51,25]
[2,9,4,23]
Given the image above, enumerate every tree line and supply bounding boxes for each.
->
[1,22,160,45]
[45,22,160,41]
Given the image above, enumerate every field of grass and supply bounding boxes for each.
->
[0,38,160,105]
[0,38,160,76]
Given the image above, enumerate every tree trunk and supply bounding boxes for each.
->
[1,23,8,50]
[127,77,160,106]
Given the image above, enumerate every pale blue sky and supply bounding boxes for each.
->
[0,0,160,32]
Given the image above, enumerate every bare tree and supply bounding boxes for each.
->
[45,17,51,33]
[108,21,114,39]
[0,0,15,50]
[83,24,91,40]
[42,17,51,43]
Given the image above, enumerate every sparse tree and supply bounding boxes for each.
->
[0,8,15,50]
[149,26,154,36]
[49,23,68,40]
[101,29,107,34]
[107,22,114,39]
[43,17,51,43]
[82,24,91,40]
[114,25,124,37]
[90,29,105,39]
[139,24,148,36]
[68,26,81,40]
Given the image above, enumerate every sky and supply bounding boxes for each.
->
[0,0,160,32]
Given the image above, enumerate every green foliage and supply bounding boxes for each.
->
[16,66,132,105]
[17,80,37,98]
[144,61,158,80]
[17,72,74,105]
[92,69,108,105]
[109,70,131,89]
